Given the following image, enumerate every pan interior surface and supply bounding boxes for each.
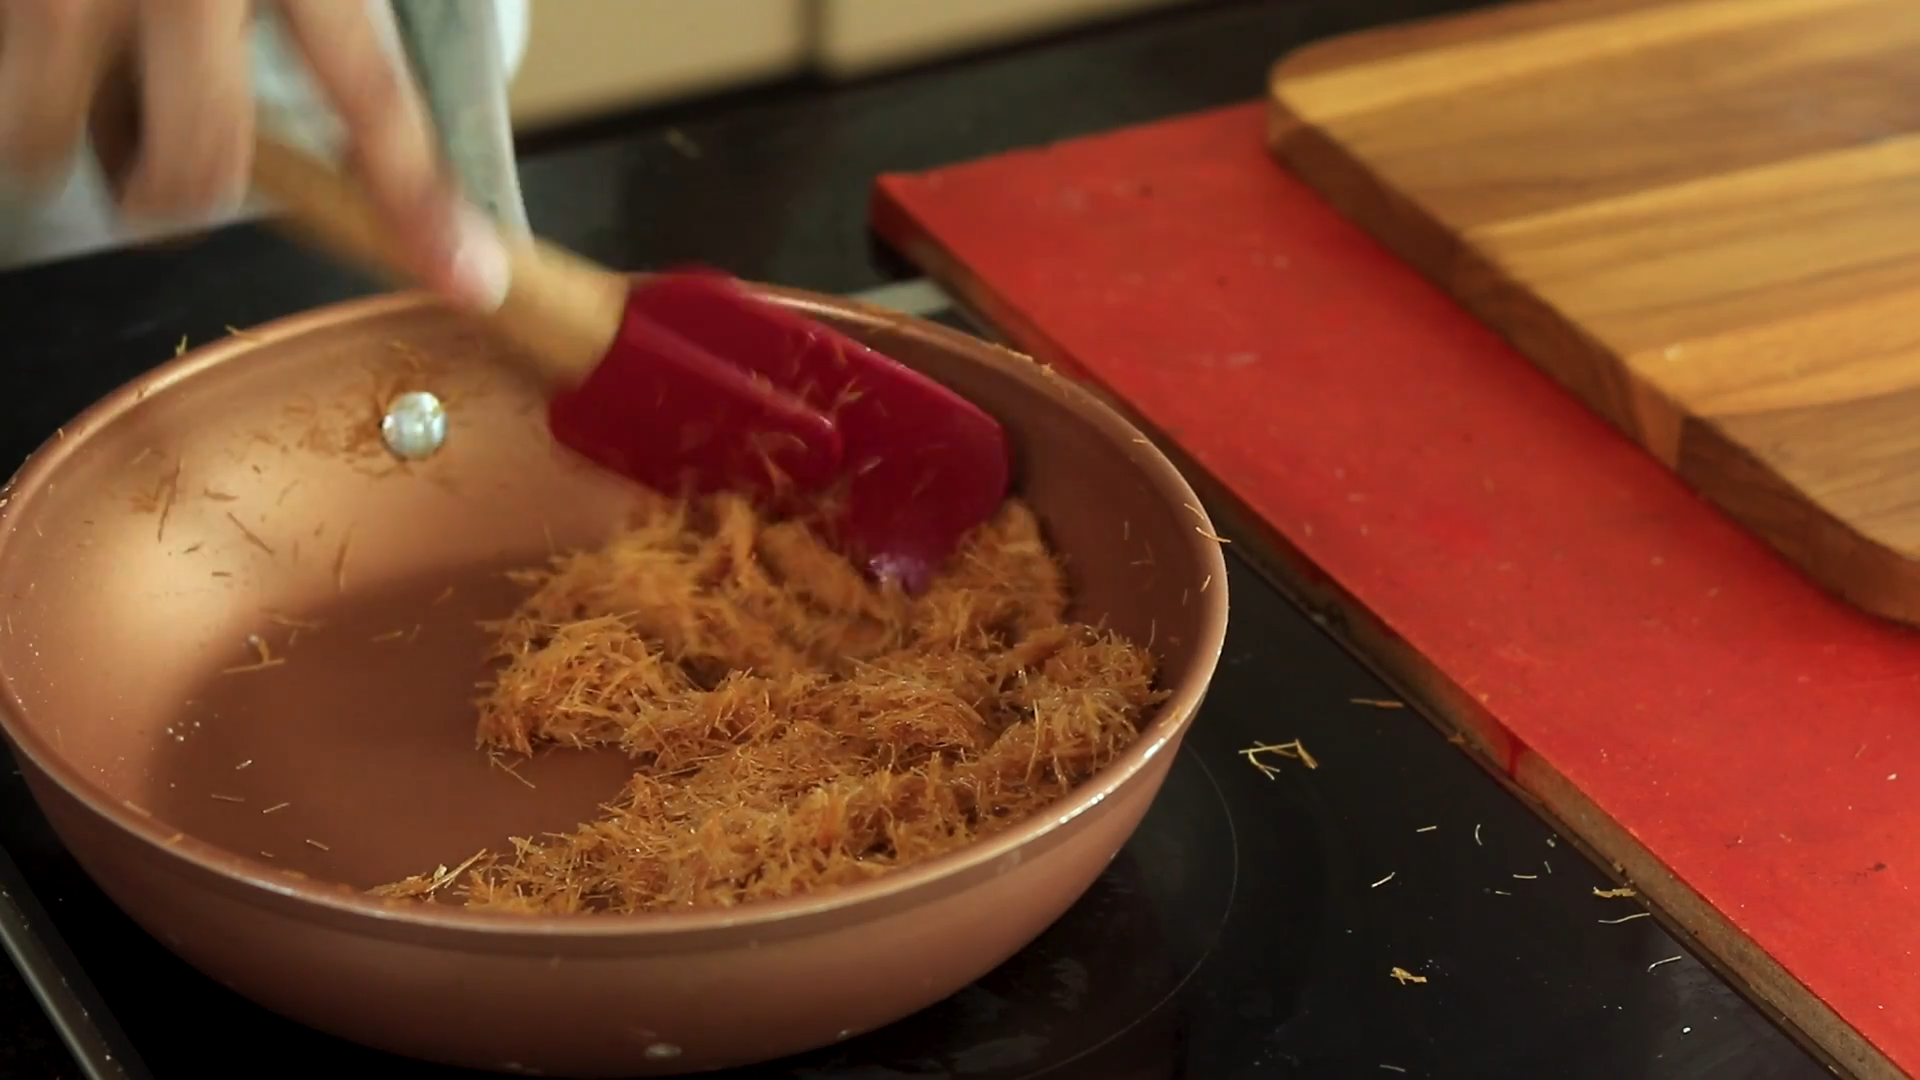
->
[0,295,1225,924]
[0,305,653,893]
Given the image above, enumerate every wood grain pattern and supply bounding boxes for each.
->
[1268,0,1920,625]
[871,101,1919,1079]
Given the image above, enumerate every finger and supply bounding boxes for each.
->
[0,0,126,190]
[276,0,504,311]
[87,55,140,197]
[120,0,253,219]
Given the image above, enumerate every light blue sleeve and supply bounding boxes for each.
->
[253,0,531,157]
[498,0,531,78]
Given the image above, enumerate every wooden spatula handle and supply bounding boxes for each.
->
[249,134,626,388]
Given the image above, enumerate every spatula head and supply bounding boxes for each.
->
[626,272,1011,591]
[546,299,845,500]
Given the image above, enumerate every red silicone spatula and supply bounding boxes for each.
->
[600,270,1009,590]
[248,136,1008,589]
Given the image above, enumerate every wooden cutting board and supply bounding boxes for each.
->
[1267,0,1920,626]
[874,102,1920,1080]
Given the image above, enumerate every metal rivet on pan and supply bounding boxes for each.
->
[380,390,447,461]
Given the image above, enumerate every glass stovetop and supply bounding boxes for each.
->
[0,304,1826,1080]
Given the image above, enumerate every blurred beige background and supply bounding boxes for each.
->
[509,0,1196,131]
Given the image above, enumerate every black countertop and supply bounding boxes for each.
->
[0,2,1837,1077]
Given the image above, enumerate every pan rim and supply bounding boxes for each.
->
[0,285,1231,944]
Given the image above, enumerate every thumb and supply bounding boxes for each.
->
[382,176,511,314]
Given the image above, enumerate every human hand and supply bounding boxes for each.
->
[0,0,507,311]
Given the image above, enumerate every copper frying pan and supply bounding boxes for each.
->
[0,285,1230,1076]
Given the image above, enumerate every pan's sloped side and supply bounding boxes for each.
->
[21,745,1181,1075]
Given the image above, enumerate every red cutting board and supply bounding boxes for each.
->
[872,103,1920,1080]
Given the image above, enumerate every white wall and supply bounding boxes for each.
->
[508,0,1197,131]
